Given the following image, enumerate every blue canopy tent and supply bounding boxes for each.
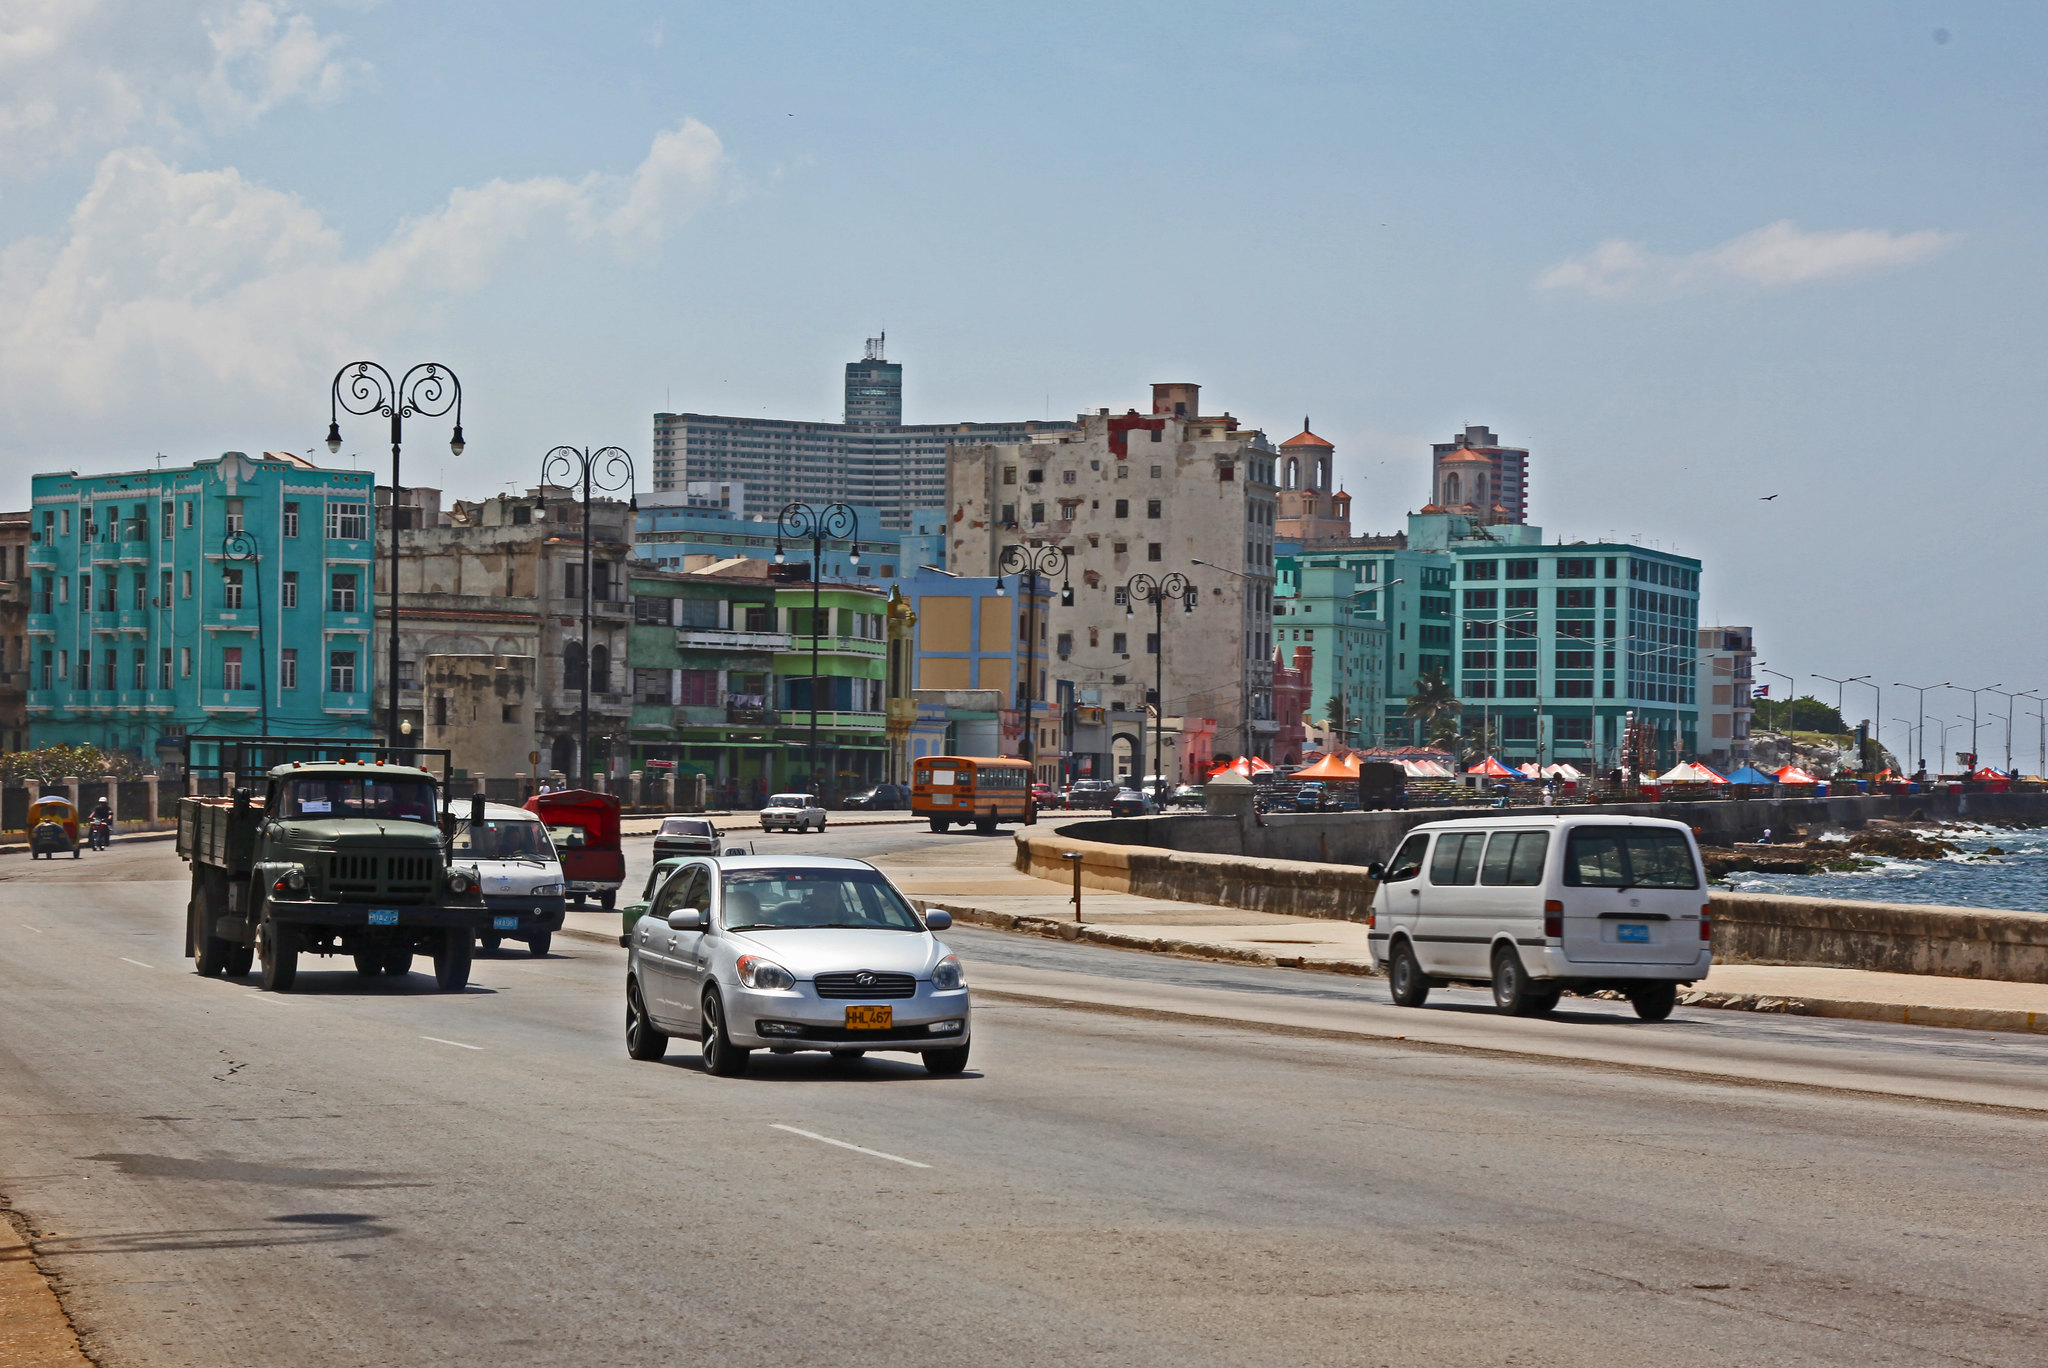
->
[1724,765,1777,785]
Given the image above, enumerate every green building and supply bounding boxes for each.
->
[1271,560,1387,751]
[625,567,782,806]
[773,582,890,794]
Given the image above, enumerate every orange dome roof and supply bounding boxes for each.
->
[1280,422,1332,449]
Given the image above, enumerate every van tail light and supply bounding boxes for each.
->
[1543,899,1563,939]
[1700,905,1713,941]
[1364,910,1375,929]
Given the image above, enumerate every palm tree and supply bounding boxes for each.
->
[1405,670,1460,748]
[1324,693,1350,751]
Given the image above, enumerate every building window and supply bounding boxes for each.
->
[564,641,586,690]
[1558,587,1595,608]
[1150,465,1162,478]
[325,501,368,540]
[1463,651,1496,670]
[1558,620,1593,639]
[1112,632,1128,654]
[1559,680,1595,698]
[224,499,245,536]
[1501,716,1538,740]
[161,503,174,538]
[1146,500,1161,519]
[222,568,243,609]
[279,648,298,690]
[132,649,145,690]
[1505,588,1537,609]
[58,649,68,685]
[179,646,192,678]
[98,576,116,613]
[999,504,1016,526]
[159,647,172,690]
[1061,470,1076,485]
[132,573,145,610]
[1556,650,1594,669]
[1056,631,1073,658]
[433,694,449,727]
[1002,467,1016,485]
[1463,561,1497,581]
[1114,498,1129,518]
[60,508,71,536]
[1147,543,1161,562]
[1503,620,1535,639]
[281,571,298,609]
[329,650,356,693]
[222,646,243,691]
[1463,620,1496,640]
[1504,679,1537,698]
[180,502,193,529]
[1558,557,1595,579]
[1219,464,1234,481]
[1029,503,1045,523]
[282,502,300,537]
[1463,679,1496,699]
[330,573,358,612]
[1555,717,1593,741]
[1463,589,1496,609]
[1026,468,1044,484]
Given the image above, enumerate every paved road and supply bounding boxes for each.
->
[0,840,2044,1366]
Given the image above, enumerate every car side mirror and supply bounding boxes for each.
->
[666,908,706,931]
[1365,862,1386,880]
[924,909,953,932]
[470,792,486,825]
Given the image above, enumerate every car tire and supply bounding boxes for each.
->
[1490,944,1547,1017]
[1387,939,1430,1007]
[478,935,501,955]
[259,920,298,993]
[1628,982,1678,1022]
[432,928,472,992]
[924,1044,970,1076]
[626,978,667,1061]
[816,816,826,831]
[527,932,551,957]
[700,990,751,1077]
[382,947,413,977]
[930,818,949,833]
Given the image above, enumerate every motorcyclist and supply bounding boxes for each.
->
[88,797,113,849]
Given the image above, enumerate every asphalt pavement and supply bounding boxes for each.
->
[0,838,2044,1366]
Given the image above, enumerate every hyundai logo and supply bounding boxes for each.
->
[855,972,876,987]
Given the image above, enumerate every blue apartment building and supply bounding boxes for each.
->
[28,452,380,771]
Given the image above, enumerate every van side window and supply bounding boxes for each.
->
[1382,834,1428,882]
[1430,833,1484,886]
[1480,831,1550,887]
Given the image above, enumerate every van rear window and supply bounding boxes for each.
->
[1563,827,1698,889]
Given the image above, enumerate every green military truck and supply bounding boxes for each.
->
[178,737,495,992]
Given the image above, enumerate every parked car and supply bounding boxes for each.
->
[1066,779,1118,810]
[760,793,827,833]
[1108,787,1157,818]
[842,784,910,811]
[1171,784,1206,809]
[624,854,971,1076]
[1032,784,1065,811]
[653,816,720,862]
[1368,814,1711,1020]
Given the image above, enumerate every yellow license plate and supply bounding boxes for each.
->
[844,1005,892,1030]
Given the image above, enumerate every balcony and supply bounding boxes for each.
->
[777,709,884,732]
[726,696,776,726]
[677,627,790,651]
[785,634,885,658]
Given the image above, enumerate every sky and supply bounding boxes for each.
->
[2,1,2044,761]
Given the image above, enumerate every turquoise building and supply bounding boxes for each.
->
[1271,560,1388,751]
[28,452,380,771]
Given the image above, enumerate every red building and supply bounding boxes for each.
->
[1271,644,1315,766]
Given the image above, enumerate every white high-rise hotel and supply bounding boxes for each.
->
[651,339,1074,529]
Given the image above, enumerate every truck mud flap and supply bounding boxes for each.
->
[213,916,257,944]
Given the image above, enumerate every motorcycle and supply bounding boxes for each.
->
[88,815,112,851]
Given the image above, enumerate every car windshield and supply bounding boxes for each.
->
[1563,827,1699,890]
[766,794,811,808]
[659,819,715,837]
[721,868,923,931]
[453,819,555,861]
[279,776,438,823]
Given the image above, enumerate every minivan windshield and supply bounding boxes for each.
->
[453,819,556,862]
[1563,827,1699,890]
[720,868,923,931]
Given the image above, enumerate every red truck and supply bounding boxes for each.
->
[525,790,625,909]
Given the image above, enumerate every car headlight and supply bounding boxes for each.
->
[931,954,965,991]
[530,882,564,897]
[735,955,795,991]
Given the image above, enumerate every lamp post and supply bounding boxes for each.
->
[1838,677,1881,770]
[1944,684,2000,772]
[1985,688,2039,775]
[326,361,464,749]
[1892,680,1950,776]
[538,446,637,786]
[994,544,1072,777]
[1124,571,1195,793]
[1891,718,1919,775]
[221,529,267,740]
[1759,668,1794,731]
[776,502,858,803]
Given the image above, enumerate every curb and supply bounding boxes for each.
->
[1679,989,2048,1036]
[0,830,179,858]
[917,900,1382,977]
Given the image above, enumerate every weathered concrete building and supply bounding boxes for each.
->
[0,511,28,754]
[945,383,1280,763]
[375,489,634,781]
[422,654,540,782]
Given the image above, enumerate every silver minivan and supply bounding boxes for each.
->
[1367,814,1712,1020]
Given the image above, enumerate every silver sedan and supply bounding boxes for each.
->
[624,855,970,1077]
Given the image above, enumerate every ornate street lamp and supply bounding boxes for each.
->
[1124,571,1195,793]
[995,544,1072,771]
[326,362,464,749]
[538,446,637,786]
[776,502,858,802]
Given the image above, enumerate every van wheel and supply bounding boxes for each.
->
[1491,945,1548,1017]
[1628,982,1678,1022]
[1387,940,1430,1007]
[527,932,551,957]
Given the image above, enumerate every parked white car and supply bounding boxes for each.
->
[452,802,567,956]
[760,793,826,833]
[1367,814,1712,1020]
[624,855,970,1076]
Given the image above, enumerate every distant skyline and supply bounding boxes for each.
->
[3,2,2045,734]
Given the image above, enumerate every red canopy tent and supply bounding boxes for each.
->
[1466,756,1522,779]
[1774,765,1819,785]
[1208,755,1275,779]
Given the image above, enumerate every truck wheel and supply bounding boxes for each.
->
[382,947,413,977]
[626,978,667,1061]
[226,944,254,978]
[597,891,615,910]
[259,921,298,992]
[352,951,383,978]
[433,929,472,991]
[191,879,225,977]
[527,932,552,957]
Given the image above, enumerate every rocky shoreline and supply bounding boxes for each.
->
[1699,819,2020,879]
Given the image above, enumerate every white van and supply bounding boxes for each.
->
[1367,814,1711,1020]
[452,802,568,957]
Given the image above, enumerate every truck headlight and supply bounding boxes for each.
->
[271,866,309,897]
[931,954,965,991]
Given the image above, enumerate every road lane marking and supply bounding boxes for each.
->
[421,1036,483,1051]
[769,1124,930,1169]
[20,926,44,933]
[120,958,153,969]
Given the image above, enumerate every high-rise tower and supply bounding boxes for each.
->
[843,335,903,427]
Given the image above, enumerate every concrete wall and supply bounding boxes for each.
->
[1060,790,2048,869]
[423,654,538,780]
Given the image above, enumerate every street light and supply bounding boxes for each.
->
[1985,688,2039,775]
[1759,668,1795,731]
[995,544,1072,774]
[327,361,464,749]
[776,502,858,803]
[1943,684,2000,772]
[1811,672,1870,722]
[1892,680,1950,775]
[538,445,637,786]
[1125,571,1196,792]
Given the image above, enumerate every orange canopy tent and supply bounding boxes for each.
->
[1208,755,1275,778]
[1774,765,1819,785]
[1290,753,1360,780]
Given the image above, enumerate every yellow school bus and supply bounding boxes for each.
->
[912,756,1036,833]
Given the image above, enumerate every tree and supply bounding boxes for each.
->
[0,744,148,786]
[1404,670,1461,748]
[1324,694,1351,749]
[1754,694,1847,735]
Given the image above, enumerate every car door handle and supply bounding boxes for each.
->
[1409,888,1420,896]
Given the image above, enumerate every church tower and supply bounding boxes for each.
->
[1274,419,1353,543]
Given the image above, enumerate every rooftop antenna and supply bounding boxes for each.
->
[864,333,886,362]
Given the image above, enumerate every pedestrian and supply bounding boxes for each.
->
[1758,826,1772,845]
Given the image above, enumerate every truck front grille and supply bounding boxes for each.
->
[329,852,437,905]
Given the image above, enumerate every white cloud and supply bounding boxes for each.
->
[0,0,360,171]
[1536,220,1957,299]
[0,120,726,432]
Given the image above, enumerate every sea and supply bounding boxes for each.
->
[1720,824,2048,913]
